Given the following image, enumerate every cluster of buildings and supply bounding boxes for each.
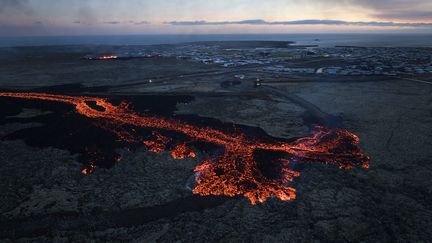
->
[264,66,316,74]
[167,43,318,68]
[170,44,432,76]
[314,47,432,76]
[84,43,432,77]
[171,44,272,67]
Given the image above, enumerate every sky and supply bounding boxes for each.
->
[1,0,432,36]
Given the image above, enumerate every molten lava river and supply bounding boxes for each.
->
[0,92,369,204]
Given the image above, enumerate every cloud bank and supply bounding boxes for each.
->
[373,11,432,21]
[345,0,432,21]
[167,19,432,28]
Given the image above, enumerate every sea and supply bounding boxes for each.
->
[1,34,431,48]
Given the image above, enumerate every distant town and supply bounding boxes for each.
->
[86,42,432,77]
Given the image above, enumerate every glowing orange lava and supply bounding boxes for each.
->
[81,161,96,175]
[143,131,171,153]
[0,92,370,204]
[171,143,197,160]
[96,55,118,60]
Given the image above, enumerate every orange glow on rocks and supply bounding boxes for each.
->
[0,92,370,204]
[143,132,171,153]
[171,144,197,160]
[81,161,96,175]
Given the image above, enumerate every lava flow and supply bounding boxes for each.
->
[0,92,370,204]
[95,55,118,60]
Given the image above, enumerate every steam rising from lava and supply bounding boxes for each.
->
[0,92,369,204]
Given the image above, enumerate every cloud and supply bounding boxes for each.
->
[76,5,98,24]
[345,0,427,11]
[103,21,121,25]
[129,20,151,25]
[0,0,32,14]
[344,0,432,21]
[72,20,95,26]
[167,19,432,28]
[103,21,151,25]
[74,20,151,25]
[134,21,151,25]
[373,11,432,20]
[166,19,267,26]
